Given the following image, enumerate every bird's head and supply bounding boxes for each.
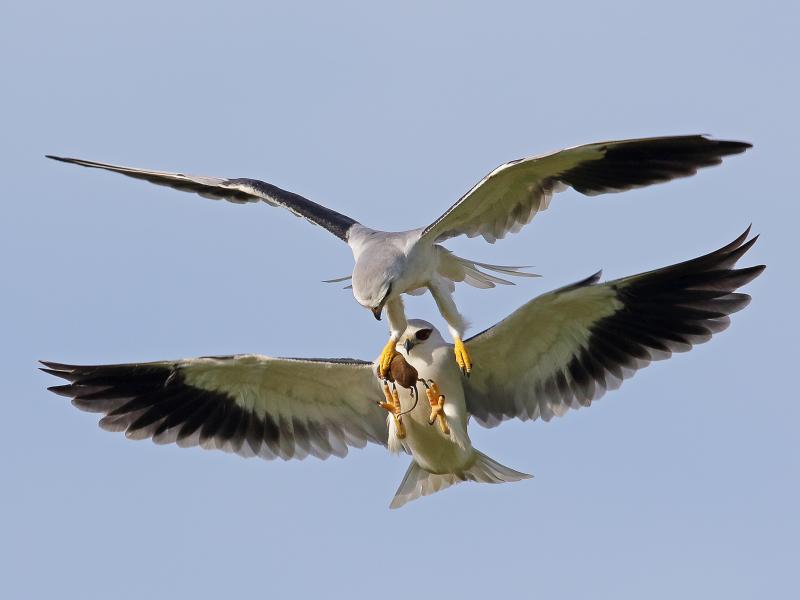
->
[351,250,405,320]
[400,320,446,355]
[367,283,393,321]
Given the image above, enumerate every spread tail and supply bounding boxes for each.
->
[437,246,539,290]
[389,450,532,509]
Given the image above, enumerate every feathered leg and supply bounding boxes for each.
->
[428,281,472,375]
[377,297,408,377]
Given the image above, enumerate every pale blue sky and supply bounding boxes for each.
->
[2,1,797,598]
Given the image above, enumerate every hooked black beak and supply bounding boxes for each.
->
[403,339,415,354]
[371,285,392,321]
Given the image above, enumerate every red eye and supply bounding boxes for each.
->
[415,329,432,341]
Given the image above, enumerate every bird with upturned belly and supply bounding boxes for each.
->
[41,231,763,508]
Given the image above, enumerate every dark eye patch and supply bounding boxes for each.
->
[415,328,432,341]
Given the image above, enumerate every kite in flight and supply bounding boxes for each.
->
[47,135,750,378]
[42,230,763,508]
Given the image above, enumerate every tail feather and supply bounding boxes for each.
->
[437,246,539,290]
[389,450,531,509]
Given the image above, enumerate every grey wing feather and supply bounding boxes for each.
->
[422,135,751,244]
[42,354,387,460]
[463,229,764,427]
[47,155,358,241]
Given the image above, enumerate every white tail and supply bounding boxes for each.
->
[436,247,539,290]
[389,450,532,509]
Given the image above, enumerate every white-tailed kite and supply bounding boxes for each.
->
[47,135,750,378]
[42,230,763,508]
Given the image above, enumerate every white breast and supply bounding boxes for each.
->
[388,344,475,474]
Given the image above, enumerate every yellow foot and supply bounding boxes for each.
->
[378,381,406,439]
[453,337,472,376]
[426,381,450,435]
[378,337,400,379]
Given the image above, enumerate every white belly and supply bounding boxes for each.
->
[388,345,474,474]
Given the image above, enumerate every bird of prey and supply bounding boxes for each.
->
[47,135,750,379]
[42,229,764,508]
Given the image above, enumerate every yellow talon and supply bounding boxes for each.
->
[378,337,399,378]
[379,381,405,439]
[453,337,472,376]
[426,381,450,435]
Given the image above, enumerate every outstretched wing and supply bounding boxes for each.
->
[42,355,387,460]
[421,136,751,244]
[463,229,764,427]
[46,155,358,241]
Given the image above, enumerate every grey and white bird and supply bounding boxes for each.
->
[47,135,751,378]
[42,230,764,508]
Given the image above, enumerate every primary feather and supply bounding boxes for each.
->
[48,135,751,347]
[464,228,764,426]
[421,135,751,243]
[43,355,385,460]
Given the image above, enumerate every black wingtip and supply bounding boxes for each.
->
[39,360,73,370]
[698,134,752,145]
[721,140,753,154]
[716,225,754,256]
[46,155,89,166]
[738,232,759,252]
[39,367,67,378]
[579,270,603,286]
[677,135,752,156]
[47,384,76,397]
